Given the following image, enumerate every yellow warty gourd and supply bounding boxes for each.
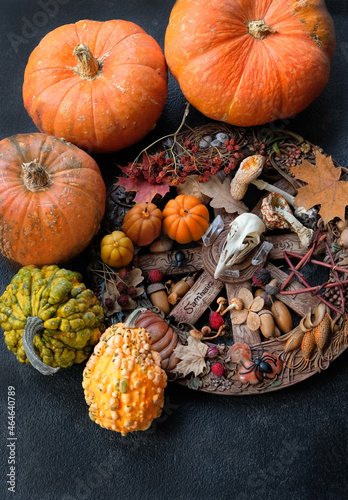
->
[82,308,167,435]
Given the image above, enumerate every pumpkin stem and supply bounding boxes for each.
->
[124,308,148,328]
[248,20,276,40]
[22,316,60,375]
[22,159,53,192]
[74,44,100,79]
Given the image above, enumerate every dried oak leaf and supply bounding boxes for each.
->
[126,268,144,287]
[292,152,348,225]
[199,176,248,214]
[173,336,208,378]
[176,174,210,203]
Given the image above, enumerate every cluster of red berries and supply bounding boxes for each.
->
[104,267,138,309]
[128,138,245,186]
[223,139,244,174]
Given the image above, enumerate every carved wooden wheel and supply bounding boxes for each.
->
[90,123,348,396]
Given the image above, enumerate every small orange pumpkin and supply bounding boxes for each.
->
[164,0,335,127]
[122,202,162,246]
[162,195,209,244]
[100,231,134,268]
[23,19,168,153]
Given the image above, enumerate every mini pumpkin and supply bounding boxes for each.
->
[165,0,335,127]
[162,195,209,244]
[0,265,104,374]
[23,19,168,153]
[82,308,167,435]
[134,309,179,370]
[122,202,162,246]
[0,133,106,266]
[100,231,134,268]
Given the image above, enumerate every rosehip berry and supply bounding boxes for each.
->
[206,345,219,358]
[211,362,225,377]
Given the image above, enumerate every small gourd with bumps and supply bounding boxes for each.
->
[83,308,167,435]
[0,265,104,374]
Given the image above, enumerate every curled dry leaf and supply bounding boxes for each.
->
[176,174,210,203]
[127,268,145,287]
[173,336,208,378]
[199,176,248,215]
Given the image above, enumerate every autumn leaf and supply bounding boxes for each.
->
[292,152,348,225]
[199,176,248,215]
[116,176,170,203]
[127,268,144,287]
[176,174,210,203]
[173,336,208,378]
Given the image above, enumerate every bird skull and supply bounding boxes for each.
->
[214,213,266,279]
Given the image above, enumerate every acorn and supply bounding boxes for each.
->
[147,283,171,316]
[265,278,280,297]
[271,300,293,333]
[259,310,276,339]
[149,237,174,253]
[171,275,195,298]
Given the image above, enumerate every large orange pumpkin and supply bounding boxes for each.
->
[0,133,106,266]
[23,19,168,153]
[164,0,335,127]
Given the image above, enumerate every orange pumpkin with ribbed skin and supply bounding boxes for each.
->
[23,19,168,153]
[122,202,162,246]
[162,195,209,244]
[0,133,106,266]
[164,0,335,127]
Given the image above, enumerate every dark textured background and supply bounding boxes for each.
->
[1,1,348,499]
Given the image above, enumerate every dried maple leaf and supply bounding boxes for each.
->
[173,336,208,378]
[116,176,170,203]
[292,152,348,225]
[199,176,248,215]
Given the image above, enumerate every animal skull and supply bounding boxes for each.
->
[214,213,266,279]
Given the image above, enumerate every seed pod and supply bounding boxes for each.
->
[284,329,305,353]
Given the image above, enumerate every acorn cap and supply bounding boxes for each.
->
[147,283,166,295]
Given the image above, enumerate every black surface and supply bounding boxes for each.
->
[1,2,348,499]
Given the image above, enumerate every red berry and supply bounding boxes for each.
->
[118,267,130,280]
[209,311,225,330]
[127,286,137,298]
[104,298,114,309]
[211,362,225,377]
[117,294,129,307]
[148,269,164,283]
[116,282,128,293]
